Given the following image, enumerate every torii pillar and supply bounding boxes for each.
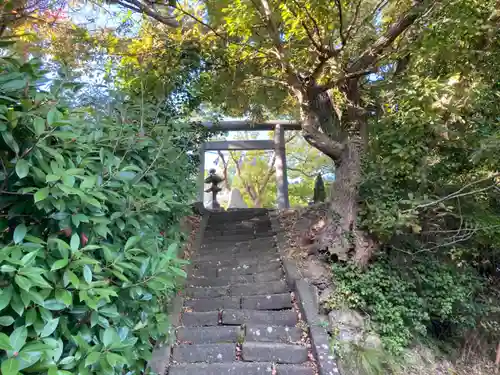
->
[274,124,289,209]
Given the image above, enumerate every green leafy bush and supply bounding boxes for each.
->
[331,255,484,354]
[0,55,200,374]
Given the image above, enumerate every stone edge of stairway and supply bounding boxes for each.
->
[268,210,341,375]
[149,212,210,375]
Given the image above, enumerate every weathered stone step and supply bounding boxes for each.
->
[231,280,288,297]
[241,342,308,364]
[190,254,280,268]
[276,365,315,375]
[185,280,287,299]
[245,324,302,343]
[203,235,256,243]
[182,311,219,326]
[242,293,292,310]
[177,326,242,344]
[168,362,273,375]
[188,270,283,287]
[185,286,228,298]
[173,343,235,363]
[217,262,282,276]
[187,274,254,287]
[192,252,279,265]
[169,363,314,375]
[184,296,240,312]
[222,309,297,326]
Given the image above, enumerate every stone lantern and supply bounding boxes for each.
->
[204,169,223,210]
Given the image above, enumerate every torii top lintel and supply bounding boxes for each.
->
[200,120,301,131]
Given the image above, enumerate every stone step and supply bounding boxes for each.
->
[188,270,284,288]
[192,252,279,265]
[182,311,219,326]
[169,363,315,375]
[185,280,287,299]
[187,274,254,287]
[168,362,273,375]
[241,342,308,364]
[276,365,315,375]
[184,296,240,312]
[245,324,302,343]
[241,293,292,310]
[217,262,282,276]
[203,235,256,243]
[190,254,280,268]
[173,343,235,363]
[222,309,297,326]
[177,326,242,344]
[231,280,288,297]
[185,286,228,299]
[253,270,284,283]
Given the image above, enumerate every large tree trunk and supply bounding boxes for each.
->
[299,80,375,265]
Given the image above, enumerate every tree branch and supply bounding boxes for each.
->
[347,0,433,73]
[114,0,179,28]
[414,173,500,210]
[334,0,346,47]
[251,0,297,81]
[344,0,363,42]
[287,0,324,54]
[316,67,376,92]
[257,152,276,197]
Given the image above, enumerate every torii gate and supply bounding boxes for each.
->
[199,120,302,209]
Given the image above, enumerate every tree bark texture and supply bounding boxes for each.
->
[298,80,374,265]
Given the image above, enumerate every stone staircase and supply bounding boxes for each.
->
[168,209,315,375]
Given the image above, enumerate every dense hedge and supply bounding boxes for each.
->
[0,55,199,374]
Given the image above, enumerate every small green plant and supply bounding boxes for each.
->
[331,255,484,355]
[338,341,400,375]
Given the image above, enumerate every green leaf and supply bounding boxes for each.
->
[47,107,61,126]
[125,236,141,251]
[70,233,80,252]
[13,223,27,244]
[34,187,50,202]
[46,174,61,183]
[15,274,32,291]
[83,265,92,284]
[25,308,37,326]
[43,300,66,311]
[85,351,101,367]
[1,265,17,273]
[166,242,178,258]
[102,327,118,348]
[10,326,27,351]
[80,175,97,189]
[1,131,19,154]
[33,117,45,136]
[66,270,80,288]
[51,258,68,271]
[21,341,51,353]
[55,289,72,306]
[0,332,13,350]
[40,318,60,338]
[0,285,14,311]
[20,250,38,266]
[0,316,14,326]
[82,196,101,208]
[15,159,29,178]
[1,358,19,375]
[106,352,127,366]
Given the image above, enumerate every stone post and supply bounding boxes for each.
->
[198,143,205,202]
[274,124,289,209]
